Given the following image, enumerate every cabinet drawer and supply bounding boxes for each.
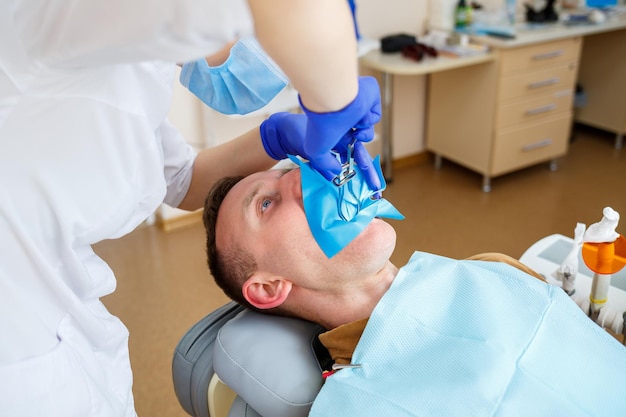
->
[499,37,581,74]
[498,63,576,102]
[496,91,573,129]
[491,114,570,175]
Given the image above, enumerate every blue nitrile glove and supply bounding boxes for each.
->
[260,111,324,166]
[260,76,382,194]
[260,112,381,195]
[301,76,382,193]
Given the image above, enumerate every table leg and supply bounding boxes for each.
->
[434,154,442,170]
[381,71,394,182]
[549,159,558,171]
[482,175,491,193]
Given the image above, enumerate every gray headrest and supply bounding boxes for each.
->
[213,310,325,417]
[172,302,246,417]
[227,396,261,417]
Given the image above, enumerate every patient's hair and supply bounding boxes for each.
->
[203,176,257,310]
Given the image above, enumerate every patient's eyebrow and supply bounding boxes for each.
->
[242,169,291,214]
[243,184,262,214]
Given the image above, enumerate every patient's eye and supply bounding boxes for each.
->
[261,198,272,212]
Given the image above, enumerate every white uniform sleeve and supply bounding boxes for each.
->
[11,0,254,67]
[159,119,196,208]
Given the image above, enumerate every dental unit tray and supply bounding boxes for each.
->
[520,234,626,333]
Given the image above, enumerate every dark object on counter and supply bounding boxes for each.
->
[401,43,438,62]
[381,34,417,53]
[525,0,559,23]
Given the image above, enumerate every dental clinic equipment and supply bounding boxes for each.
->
[332,140,358,187]
[582,207,626,321]
[554,222,586,296]
[333,141,359,221]
[288,149,403,258]
[525,207,626,336]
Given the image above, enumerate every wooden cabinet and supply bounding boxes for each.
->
[426,37,581,191]
[575,29,626,149]
[491,114,571,174]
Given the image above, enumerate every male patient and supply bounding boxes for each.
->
[203,168,626,417]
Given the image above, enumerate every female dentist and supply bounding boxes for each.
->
[0,1,381,416]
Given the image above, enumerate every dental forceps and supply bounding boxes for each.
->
[332,139,357,187]
[332,140,360,222]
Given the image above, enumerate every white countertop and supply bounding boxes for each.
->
[471,9,626,49]
[360,9,626,75]
[359,49,494,76]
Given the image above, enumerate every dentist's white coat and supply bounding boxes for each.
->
[0,1,252,415]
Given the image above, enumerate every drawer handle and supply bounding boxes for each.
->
[532,50,564,61]
[526,103,557,115]
[522,139,553,152]
[528,77,560,89]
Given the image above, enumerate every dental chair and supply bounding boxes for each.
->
[173,234,626,417]
[172,302,331,417]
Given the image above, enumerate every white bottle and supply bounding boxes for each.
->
[428,0,457,31]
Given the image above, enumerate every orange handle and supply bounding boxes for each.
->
[582,234,626,275]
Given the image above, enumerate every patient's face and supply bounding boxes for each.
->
[215,168,396,286]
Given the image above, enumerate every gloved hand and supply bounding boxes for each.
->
[260,76,382,193]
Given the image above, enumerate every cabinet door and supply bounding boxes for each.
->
[496,91,573,129]
[498,63,577,102]
[575,30,626,134]
[426,61,498,174]
[499,38,581,74]
[491,114,571,176]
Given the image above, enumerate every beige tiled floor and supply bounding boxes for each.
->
[96,124,625,416]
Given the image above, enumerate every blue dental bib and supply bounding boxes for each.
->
[288,155,404,258]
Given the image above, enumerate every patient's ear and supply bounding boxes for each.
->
[242,272,293,310]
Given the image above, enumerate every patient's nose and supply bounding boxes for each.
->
[280,169,302,201]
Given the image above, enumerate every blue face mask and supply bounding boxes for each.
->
[180,37,289,115]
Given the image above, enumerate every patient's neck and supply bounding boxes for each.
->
[304,261,398,330]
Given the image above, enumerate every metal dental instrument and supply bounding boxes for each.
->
[332,140,357,187]
[333,140,360,222]
[337,175,360,222]
[331,363,362,370]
